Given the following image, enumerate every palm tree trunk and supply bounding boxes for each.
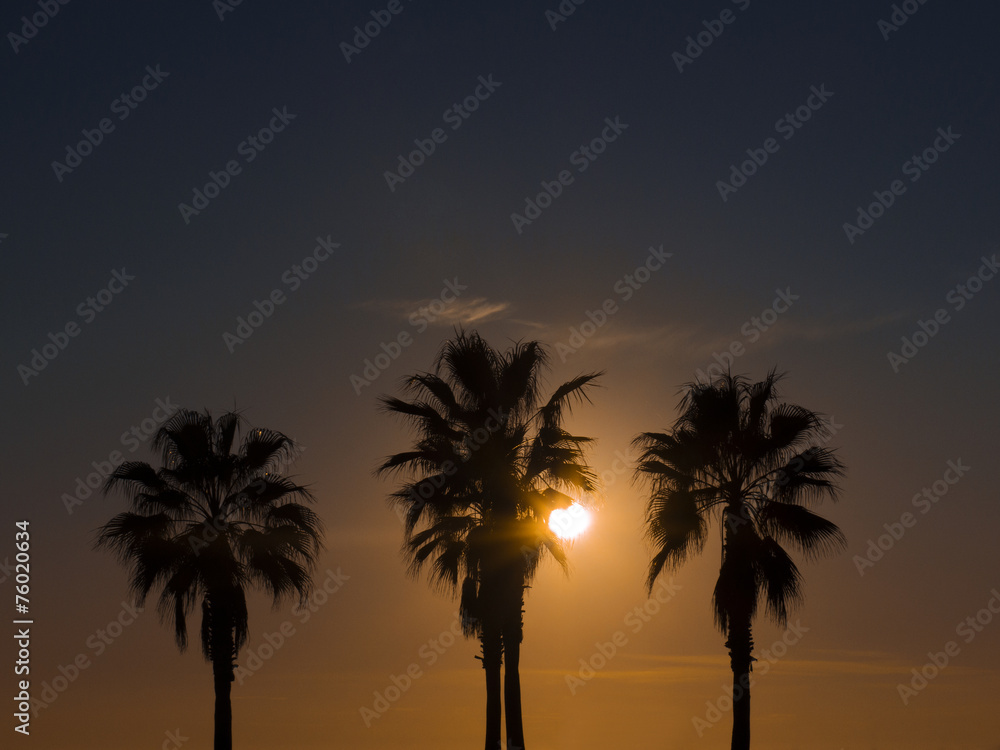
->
[498,539,527,749]
[502,615,525,750]
[213,658,234,750]
[482,624,503,750]
[210,599,235,750]
[726,617,753,750]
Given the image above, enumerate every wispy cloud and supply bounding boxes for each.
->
[358,296,511,326]
[539,311,910,364]
[433,297,510,325]
[676,311,910,361]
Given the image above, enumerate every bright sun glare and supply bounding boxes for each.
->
[548,503,592,540]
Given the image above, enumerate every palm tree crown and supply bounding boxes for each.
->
[96,409,322,750]
[377,329,600,750]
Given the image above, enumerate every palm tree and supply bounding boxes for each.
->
[95,409,323,750]
[377,330,600,750]
[633,370,845,750]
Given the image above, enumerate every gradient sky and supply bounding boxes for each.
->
[3,1,1000,748]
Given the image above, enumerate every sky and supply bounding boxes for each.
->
[2,0,999,748]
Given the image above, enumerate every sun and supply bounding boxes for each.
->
[548,503,592,540]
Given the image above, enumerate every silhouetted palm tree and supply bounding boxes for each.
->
[96,409,323,750]
[378,330,599,750]
[633,370,844,750]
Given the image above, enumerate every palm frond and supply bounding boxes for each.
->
[754,537,803,626]
[759,501,846,559]
[97,409,323,664]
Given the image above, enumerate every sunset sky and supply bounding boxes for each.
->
[3,1,999,748]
